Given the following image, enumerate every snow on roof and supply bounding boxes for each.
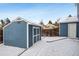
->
[3,17,41,29]
[14,17,41,26]
[41,23,58,29]
[59,16,79,23]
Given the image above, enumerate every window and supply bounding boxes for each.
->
[37,28,39,34]
[34,28,36,35]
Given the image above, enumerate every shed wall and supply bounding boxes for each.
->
[3,21,27,48]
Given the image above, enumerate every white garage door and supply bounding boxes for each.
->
[68,23,76,38]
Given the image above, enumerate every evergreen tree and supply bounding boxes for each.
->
[48,20,52,24]
[40,21,44,25]
[0,19,5,27]
[6,18,10,23]
[5,18,10,25]
[68,14,72,17]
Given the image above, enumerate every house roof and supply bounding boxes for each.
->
[45,23,58,29]
[40,20,59,29]
[41,22,58,29]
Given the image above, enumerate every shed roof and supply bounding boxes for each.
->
[3,17,41,29]
[59,16,79,23]
[14,17,41,26]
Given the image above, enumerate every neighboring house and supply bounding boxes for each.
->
[3,17,41,48]
[59,16,79,38]
[40,20,59,36]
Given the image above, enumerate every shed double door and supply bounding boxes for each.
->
[68,23,76,38]
[59,23,68,36]
[32,27,40,44]
[33,27,37,44]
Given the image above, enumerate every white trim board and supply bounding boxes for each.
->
[26,23,29,48]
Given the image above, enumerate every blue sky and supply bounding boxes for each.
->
[0,3,77,24]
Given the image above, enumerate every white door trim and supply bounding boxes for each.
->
[26,23,29,48]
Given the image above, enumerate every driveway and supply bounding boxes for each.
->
[21,37,79,56]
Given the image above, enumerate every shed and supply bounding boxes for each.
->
[3,17,41,48]
[59,16,79,38]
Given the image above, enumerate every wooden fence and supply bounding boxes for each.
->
[0,28,3,43]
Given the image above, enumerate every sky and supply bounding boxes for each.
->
[0,3,77,24]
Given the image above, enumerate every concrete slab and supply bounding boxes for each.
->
[0,44,25,56]
[21,37,79,56]
[0,37,79,56]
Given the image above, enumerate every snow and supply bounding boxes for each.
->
[21,37,79,56]
[0,37,79,56]
[60,16,79,23]
[0,44,25,56]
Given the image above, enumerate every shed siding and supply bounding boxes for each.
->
[60,23,68,36]
[77,22,79,37]
[3,21,27,48]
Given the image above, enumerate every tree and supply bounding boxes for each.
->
[68,14,72,17]
[0,19,5,27]
[5,18,10,25]
[40,21,44,26]
[48,20,52,24]
[54,18,60,26]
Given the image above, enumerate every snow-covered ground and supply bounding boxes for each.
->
[0,44,25,56]
[21,37,79,56]
[0,37,79,56]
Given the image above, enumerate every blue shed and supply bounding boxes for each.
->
[59,16,79,38]
[3,17,41,48]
